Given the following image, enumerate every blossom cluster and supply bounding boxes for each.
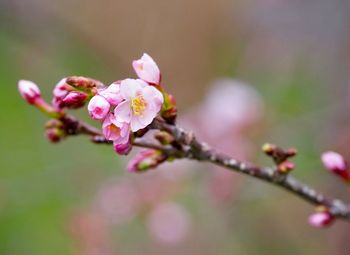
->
[18,53,176,171]
[87,54,164,155]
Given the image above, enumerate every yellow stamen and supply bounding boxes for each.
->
[131,95,147,116]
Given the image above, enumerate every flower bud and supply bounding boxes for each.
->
[18,80,41,104]
[321,151,350,181]
[308,212,333,228]
[132,53,161,85]
[127,149,167,173]
[155,131,174,145]
[46,128,65,143]
[61,91,88,109]
[277,161,295,173]
[66,76,104,91]
[161,93,177,124]
[114,140,132,155]
[262,143,276,155]
[87,95,110,120]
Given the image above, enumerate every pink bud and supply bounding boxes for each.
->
[308,212,333,227]
[321,151,350,181]
[46,128,64,143]
[98,82,123,106]
[61,91,88,109]
[114,140,132,155]
[132,53,161,85]
[53,78,70,99]
[18,80,41,104]
[127,149,166,172]
[87,95,110,120]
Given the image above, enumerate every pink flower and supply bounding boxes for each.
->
[98,82,123,106]
[114,79,164,132]
[308,212,333,227]
[132,53,161,85]
[18,80,41,104]
[102,113,130,143]
[321,151,350,181]
[88,95,111,120]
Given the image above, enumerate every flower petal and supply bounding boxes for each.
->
[114,100,132,123]
[120,79,142,100]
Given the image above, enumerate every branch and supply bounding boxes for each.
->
[55,114,350,222]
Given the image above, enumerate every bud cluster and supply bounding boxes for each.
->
[18,53,177,170]
[262,143,297,174]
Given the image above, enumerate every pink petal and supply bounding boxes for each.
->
[130,116,147,132]
[99,83,123,106]
[114,100,132,123]
[142,85,164,109]
[133,53,160,84]
[120,79,142,100]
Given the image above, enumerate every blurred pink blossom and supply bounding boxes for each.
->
[147,202,191,245]
[94,178,140,225]
[69,211,112,255]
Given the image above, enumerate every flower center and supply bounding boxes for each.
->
[131,95,147,116]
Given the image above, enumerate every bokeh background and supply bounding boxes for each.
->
[1,0,350,254]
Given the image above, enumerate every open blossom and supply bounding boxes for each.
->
[102,113,130,143]
[114,79,164,132]
[98,82,123,106]
[88,95,111,120]
[18,80,41,104]
[308,212,333,227]
[133,53,161,85]
[321,151,350,181]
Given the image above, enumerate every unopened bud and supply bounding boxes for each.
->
[161,93,177,124]
[66,76,104,92]
[308,211,333,228]
[277,161,295,173]
[321,151,350,182]
[114,140,132,155]
[18,80,41,104]
[46,127,65,143]
[155,131,174,145]
[127,149,167,173]
[61,91,88,109]
[262,143,276,155]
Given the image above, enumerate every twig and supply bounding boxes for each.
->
[59,114,350,221]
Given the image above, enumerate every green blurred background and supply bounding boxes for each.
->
[1,0,350,254]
